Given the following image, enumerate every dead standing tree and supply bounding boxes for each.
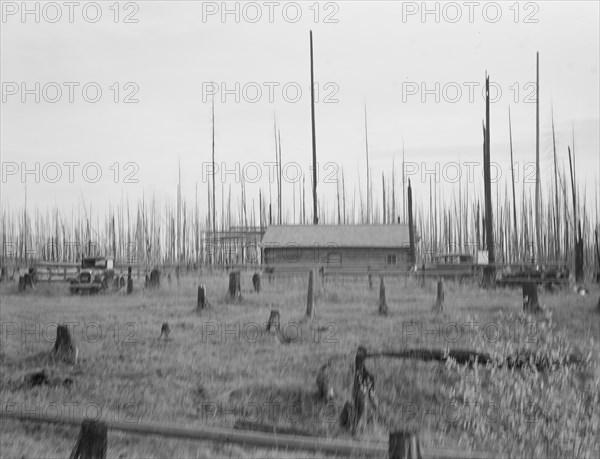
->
[482,73,496,285]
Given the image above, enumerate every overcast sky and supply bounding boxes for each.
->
[1,1,599,223]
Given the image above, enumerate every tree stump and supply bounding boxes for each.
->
[197,285,207,310]
[316,362,335,401]
[596,294,600,314]
[266,310,280,333]
[126,278,133,294]
[175,265,180,287]
[52,324,78,364]
[119,276,125,289]
[149,268,161,288]
[160,322,170,340]
[144,275,149,289]
[252,273,261,293]
[368,273,373,290]
[306,270,315,319]
[0,266,6,282]
[523,282,541,313]
[18,276,26,292]
[69,420,108,459]
[227,271,241,300]
[389,431,422,459]
[352,346,377,433]
[433,279,444,313]
[378,277,388,316]
[522,282,542,313]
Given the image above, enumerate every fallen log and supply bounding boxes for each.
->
[366,348,584,371]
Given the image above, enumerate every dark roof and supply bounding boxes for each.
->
[262,224,410,248]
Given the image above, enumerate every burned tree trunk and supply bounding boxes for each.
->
[575,222,584,283]
[378,277,388,316]
[52,324,78,364]
[197,285,207,309]
[266,310,280,333]
[433,279,444,313]
[306,270,315,319]
[228,271,241,300]
[69,420,107,459]
[252,272,261,293]
[523,282,541,313]
[389,431,422,459]
[126,266,133,294]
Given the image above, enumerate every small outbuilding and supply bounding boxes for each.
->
[261,224,413,270]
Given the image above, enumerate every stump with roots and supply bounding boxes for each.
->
[266,310,280,333]
[252,273,261,293]
[228,271,242,301]
[433,279,444,313]
[389,431,422,459]
[306,270,315,319]
[52,324,78,364]
[69,420,107,459]
[378,277,388,316]
[522,282,541,313]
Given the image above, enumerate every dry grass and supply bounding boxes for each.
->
[1,273,599,458]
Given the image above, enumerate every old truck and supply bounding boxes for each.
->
[69,257,115,294]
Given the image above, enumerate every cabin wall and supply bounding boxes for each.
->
[263,246,410,269]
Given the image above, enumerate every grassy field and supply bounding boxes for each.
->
[1,273,599,458]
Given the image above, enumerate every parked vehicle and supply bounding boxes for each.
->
[69,257,115,294]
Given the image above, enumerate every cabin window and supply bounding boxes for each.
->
[386,254,397,265]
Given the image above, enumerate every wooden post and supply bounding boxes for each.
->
[378,276,388,316]
[433,279,444,313]
[389,431,422,459]
[306,270,315,319]
[522,282,541,313]
[266,310,280,333]
[53,324,78,364]
[229,271,241,298]
[197,285,206,309]
[69,420,108,459]
[252,272,261,293]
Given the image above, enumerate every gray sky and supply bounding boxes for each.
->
[1,1,599,222]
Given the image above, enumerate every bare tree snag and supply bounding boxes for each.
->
[433,279,444,313]
[316,362,334,401]
[389,431,422,459]
[522,282,541,313]
[160,322,170,340]
[69,420,107,459]
[266,310,280,333]
[252,272,261,293]
[228,271,241,300]
[52,324,78,364]
[306,270,315,319]
[378,277,388,316]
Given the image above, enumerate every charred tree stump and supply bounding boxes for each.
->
[252,273,261,293]
[433,279,444,313]
[306,270,315,319]
[266,310,280,333]
[69,420,108,459]
[197,285,207,310]
[18,275,25,292]
[389,431,422,459]
[522,282,541,313]
[228,271,241,300]
[126,267,133,294]
[351,346,377,434]
[160,322,170,340]
[149,268,161,288]
[368,273,373,290]
[52,324,78,364]
[0,266,7,282]
[316,362,335,401]
[378,277,388,316]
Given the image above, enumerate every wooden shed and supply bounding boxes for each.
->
[261,224,412,270]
